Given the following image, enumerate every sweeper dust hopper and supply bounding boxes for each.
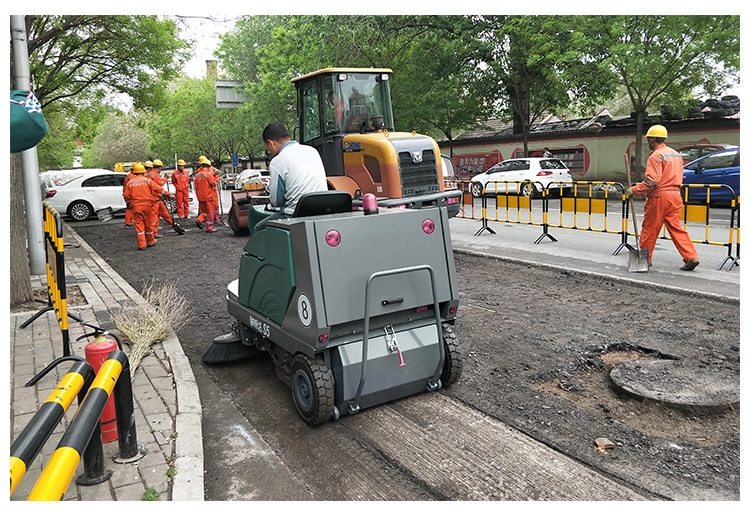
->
[212,192,462,425]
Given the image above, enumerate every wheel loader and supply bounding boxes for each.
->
[229,68,461,234]
[205,191,462,425]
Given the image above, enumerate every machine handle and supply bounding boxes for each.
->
[348,264,445,415]
[242,251,265,262]
[381,297,404,306]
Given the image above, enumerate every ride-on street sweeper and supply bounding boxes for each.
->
[203,191,462,425]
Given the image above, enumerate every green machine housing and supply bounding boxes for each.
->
[224,201,461,425]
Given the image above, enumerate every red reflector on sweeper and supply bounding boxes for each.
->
[325,230,341,247]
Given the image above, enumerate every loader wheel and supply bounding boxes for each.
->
[440,324,463,387]
[291,354,335,426]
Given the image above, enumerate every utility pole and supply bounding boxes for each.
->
[10,15,45,275]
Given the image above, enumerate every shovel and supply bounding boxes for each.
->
[162,197,186,235]
[627,199,650,272]
[96,207,114,222]
[625,156,649,272]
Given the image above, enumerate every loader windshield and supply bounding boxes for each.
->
[322,72,395,135]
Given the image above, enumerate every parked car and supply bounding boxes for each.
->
[43,170,127,221]
[676,143,738,164]
[470,158,573,198]
[235,169,270,190]
[682,147,739,203]
[221,173,238,189]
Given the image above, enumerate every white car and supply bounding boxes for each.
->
[42,169,127,221]
[470,157,573,198]
[235,168,270,190]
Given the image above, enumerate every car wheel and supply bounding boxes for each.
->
[164,196,177,214]
[471,182,484,197]
[68,200,93,221]
[520,182,535,198]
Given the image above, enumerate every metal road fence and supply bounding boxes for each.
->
[21,203,83,355]
[11,350,143,500]
[447,179,739,271]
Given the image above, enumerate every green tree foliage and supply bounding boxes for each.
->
[389,16,494,148]
[591,15,740,177]
[35,110,79,170]
[20,15,190,171]
[217,15,494,148]
[477,15,615,157]
[24,15,190,111]
[147,77,258,167]
[81,112,148,169]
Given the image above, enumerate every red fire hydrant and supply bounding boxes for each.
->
[84,334,119,442]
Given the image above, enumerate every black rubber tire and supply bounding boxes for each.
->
[68,200,93,221]
[440,324,463,387]
[471,182,484,198]
[520,182,538,198]
[290,354,335,426]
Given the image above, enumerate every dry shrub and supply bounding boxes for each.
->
[114,280,191,379]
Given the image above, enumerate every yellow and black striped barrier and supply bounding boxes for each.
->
[20,203,83,355]
[10,358,95,496]
[454,178,739,269]
[26,350,129,501]
[674,184,739,271]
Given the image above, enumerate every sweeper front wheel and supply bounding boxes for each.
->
[290,354,335,426]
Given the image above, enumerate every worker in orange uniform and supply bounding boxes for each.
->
[171,159,191,219]
[202,156,222,226]
[123,163,173,249]
[123,165,137,227]
[626,125,699,271]
[194,156,221,233]
[146,159,184,236]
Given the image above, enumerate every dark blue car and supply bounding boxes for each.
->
[682,147,740,203]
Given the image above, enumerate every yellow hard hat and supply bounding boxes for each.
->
[153,159,163,167]
[145,160,153,168]
[177,159,186,166]
[644,125,668,139]
[198,155,211,165]
[132,162,146,174]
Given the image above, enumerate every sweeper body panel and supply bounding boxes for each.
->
[215,200,461,425]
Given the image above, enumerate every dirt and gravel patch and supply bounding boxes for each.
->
[71,219,740,500]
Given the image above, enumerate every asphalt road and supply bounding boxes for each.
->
[70,198,740,501]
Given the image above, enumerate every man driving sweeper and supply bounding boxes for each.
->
[252,122,328,233]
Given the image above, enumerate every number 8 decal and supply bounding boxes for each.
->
[297,293,312,327]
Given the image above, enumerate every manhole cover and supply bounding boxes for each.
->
[610,360,739,411]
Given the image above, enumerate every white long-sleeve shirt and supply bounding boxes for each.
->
[268,141,328,216]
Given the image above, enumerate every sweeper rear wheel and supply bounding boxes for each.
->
[290,354,335,426]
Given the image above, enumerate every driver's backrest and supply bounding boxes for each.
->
[292,190,352,218]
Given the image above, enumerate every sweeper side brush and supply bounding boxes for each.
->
[203,191,463,425]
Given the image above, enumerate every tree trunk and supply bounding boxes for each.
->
[10,152,34,306]
[633,109,647,182]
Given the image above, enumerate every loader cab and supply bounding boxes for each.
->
[293,68,396,177]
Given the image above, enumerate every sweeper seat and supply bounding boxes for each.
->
[292,191,352,218]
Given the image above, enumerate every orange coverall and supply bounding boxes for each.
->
[171,168,191,218]
[145,168,173,234]
[631,143,699,264]
[123,175,168,249]
[123,171,136,226]
[194,167,220,232]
